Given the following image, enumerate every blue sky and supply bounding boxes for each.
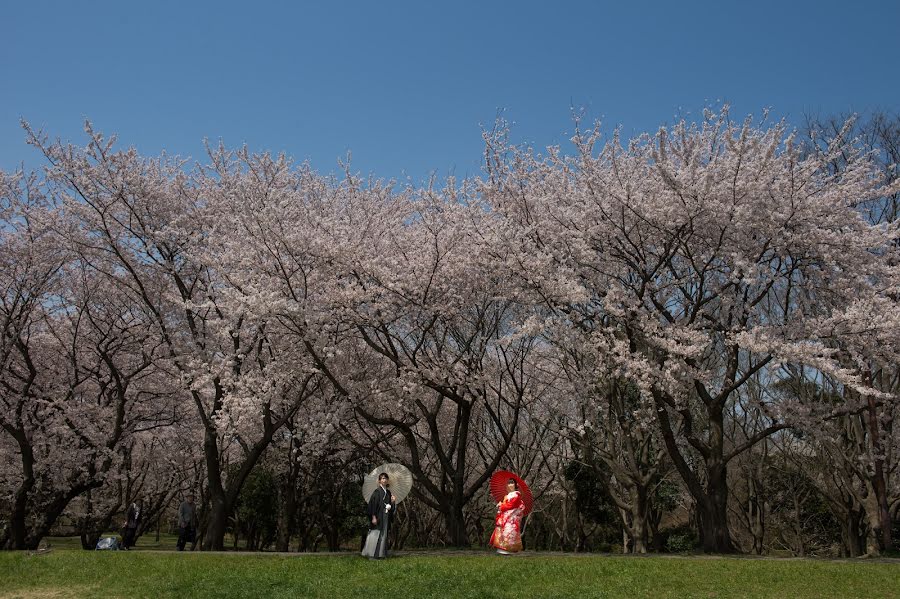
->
[2,0,898,183]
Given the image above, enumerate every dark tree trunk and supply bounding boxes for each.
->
[80,531,104,550]
[443,499,469,547]
[204,494,229,551]
[24,485,97,550]
[4,427,35,550]
[629,486,650,554]
[655,395,736,554]
[841,507,866,558]
[276,487,295,552]
[866,394,895,552]
[697,463,735,554]
[201,425,228,551]
[325,522,340,552]
[200,399,281,551]
[275,445,300,552]
[6,482,33,549]
[77,489,120,550]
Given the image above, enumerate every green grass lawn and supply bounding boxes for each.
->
[2,550,899,599]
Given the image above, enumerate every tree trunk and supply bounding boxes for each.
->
[656,397,736,553]
[443,500,469,547]
[200,414,274,551]
[78,490,99,551]
[696,463,735,554]
[870,462,894,553]
[630,515,648,554]
[630,485,650,554]
[276,489,295,552]
[77,489,112,550]
[749,496,765,555]
[325,523,340,552]
[866,394,895,553]
[6,483,32,550]
[80,531,104,550]
[203,494,229,551]
[4,429,35,550]
[841,508,866,557]
[617,499,649,553]
[25,486,94,550]
[275,460,299,552]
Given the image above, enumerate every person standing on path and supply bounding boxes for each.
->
[361,473,396,559]
[122,499,142,549]
[177,494,198,551]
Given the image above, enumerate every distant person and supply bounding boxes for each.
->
[122,499,142,550]
[361,472,396,559]
[177,494,198,551]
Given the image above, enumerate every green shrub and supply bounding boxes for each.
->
[663,525,699,553]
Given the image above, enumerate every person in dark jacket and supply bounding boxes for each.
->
[177,494,198,551]
[361,473,397,559]
[122,499,142,549]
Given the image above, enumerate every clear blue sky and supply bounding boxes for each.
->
[2,0,898,183]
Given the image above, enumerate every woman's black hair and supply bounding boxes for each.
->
[379,472,389,480]
[507,478,518,489]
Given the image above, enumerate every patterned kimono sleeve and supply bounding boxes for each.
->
[501,491,524,512]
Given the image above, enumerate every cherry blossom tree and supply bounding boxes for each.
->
[333,197,543,546]
[231,178,543,546]
[0,170,65,548]
[794,112,900,553]
[481,108,900,552]
[776,369,899,554]
[571,380,670,553]
[68,427,191,549]
[4,108,897,556]
[25,127,329,550]
[1,173,168,548]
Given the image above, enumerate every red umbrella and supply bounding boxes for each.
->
[489,470,534,515]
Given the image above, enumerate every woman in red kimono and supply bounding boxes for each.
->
[490,478,525,554]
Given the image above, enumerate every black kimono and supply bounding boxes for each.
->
[122,503,141,549]
[362,486,396,558]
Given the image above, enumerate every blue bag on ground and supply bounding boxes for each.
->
[95,536,121,550]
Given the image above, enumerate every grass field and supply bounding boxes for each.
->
[2,549,900,599]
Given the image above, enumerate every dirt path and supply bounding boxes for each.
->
[45,547,900,564]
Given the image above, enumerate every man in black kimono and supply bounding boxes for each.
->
[362,472,397,559]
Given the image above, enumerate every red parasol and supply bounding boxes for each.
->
[489,470,534,515]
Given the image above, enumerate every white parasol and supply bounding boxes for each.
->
[362,463,414,504]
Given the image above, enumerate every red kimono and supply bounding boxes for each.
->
[490,490,525,552]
